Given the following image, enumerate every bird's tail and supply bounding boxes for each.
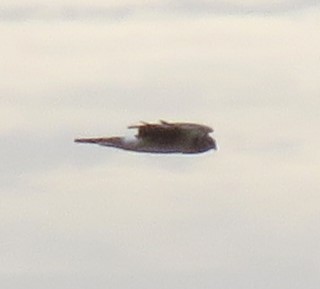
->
[74,137,123,147]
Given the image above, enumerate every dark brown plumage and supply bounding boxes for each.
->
[75,120,217,154]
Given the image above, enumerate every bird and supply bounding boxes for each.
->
[75,120,217,154]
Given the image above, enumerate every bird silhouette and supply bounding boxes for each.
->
[75,120,217,154]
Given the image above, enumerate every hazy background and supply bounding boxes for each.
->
[1,1,320,288]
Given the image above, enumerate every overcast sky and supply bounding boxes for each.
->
[1,1,320,289]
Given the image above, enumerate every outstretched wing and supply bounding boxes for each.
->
[128,120,213,144]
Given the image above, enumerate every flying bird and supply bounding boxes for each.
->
[75,120,217,154]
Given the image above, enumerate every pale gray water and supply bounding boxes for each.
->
[1,1,320,289]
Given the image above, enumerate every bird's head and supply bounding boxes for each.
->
[193,134,217,153]
[204,135,218,151]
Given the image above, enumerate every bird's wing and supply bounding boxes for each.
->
[128,121,181,141]
[172,123,213,135]
[128,121,213,141]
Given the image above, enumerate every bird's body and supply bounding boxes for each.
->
[75,120,217,154]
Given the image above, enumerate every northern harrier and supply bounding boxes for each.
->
[75,120,217,154]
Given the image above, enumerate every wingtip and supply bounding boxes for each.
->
[74,138,85,143]
[128,120,151,129]
[159,120,170,125]
[74,138,99,144]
